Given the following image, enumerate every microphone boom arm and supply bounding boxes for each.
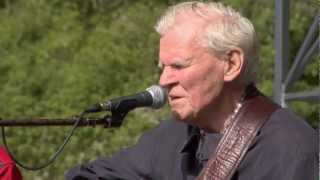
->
[0,116,123,128]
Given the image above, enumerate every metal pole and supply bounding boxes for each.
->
[284,15,319,88]
[0,117,122,128]
[274,0,290,106]
[285,90,320,102]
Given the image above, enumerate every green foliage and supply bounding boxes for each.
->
[0,0,317,179]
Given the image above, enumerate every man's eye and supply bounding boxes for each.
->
[172,64,185,70]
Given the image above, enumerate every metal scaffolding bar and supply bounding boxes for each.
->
[285,90,320,102]
[284,15,319,88]
[273,0,290,106]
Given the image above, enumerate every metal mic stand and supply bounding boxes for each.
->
[0,109,129,171]
[0,110,129,128]
[0,116,120,128]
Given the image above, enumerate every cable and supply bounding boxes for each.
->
[1,111,87,171]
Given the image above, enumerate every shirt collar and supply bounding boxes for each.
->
[179,125,223,161]
[179,125,201,154]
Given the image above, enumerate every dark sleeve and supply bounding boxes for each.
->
[65,126,160,180]
[237,109,319,180]
[241,151,319,180]
[283,153,318,180]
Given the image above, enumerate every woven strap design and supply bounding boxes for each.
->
[197,94,279,180]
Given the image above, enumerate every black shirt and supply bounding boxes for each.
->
[66,108,319,180]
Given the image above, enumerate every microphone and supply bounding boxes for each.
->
[84,85,167,113]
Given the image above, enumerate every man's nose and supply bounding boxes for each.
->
[159,67,176,87]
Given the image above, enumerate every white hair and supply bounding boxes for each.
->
[155,1,260,85]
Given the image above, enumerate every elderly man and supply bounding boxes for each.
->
[66,2,318,180]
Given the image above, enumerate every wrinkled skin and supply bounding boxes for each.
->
[158,12,245,132]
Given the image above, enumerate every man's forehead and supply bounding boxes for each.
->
[158,10,222,64]
[160,30,193,48]
[159,26,201,65]
[159,21,202,51]
[159,48,192,63]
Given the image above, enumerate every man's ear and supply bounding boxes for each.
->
[223,48,244,82]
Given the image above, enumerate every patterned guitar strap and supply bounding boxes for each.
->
[197,85,279,180]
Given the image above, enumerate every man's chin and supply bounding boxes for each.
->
[171,111,192,123]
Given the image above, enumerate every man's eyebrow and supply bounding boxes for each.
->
[173,57,193,66]
[158,57,193,69]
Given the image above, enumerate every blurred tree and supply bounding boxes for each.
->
[0,0,317,179]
